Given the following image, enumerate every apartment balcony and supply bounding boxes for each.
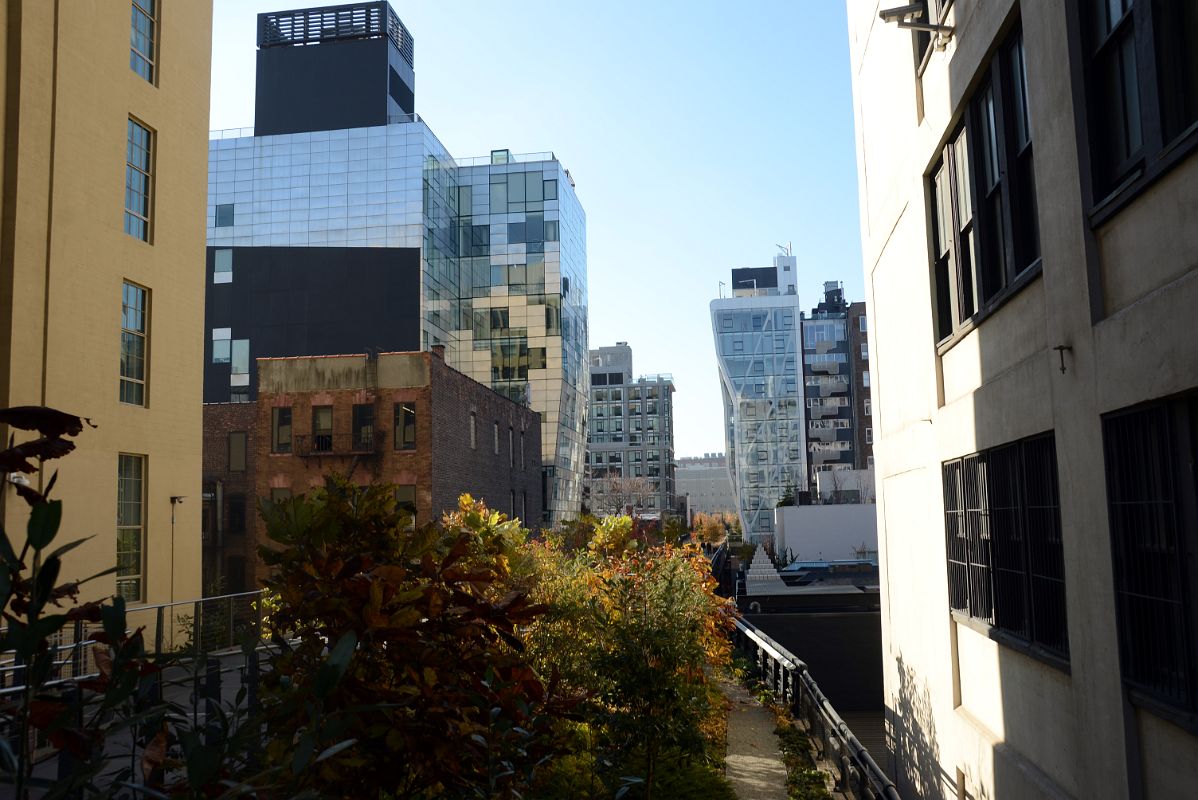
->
[294,431,380,457]
[809,404,841,419]
[811,448,846,463]
[815,339,839,354]
[810,426,839,442]
[818,381,848,397]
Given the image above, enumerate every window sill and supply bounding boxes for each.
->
[1089,124,1198,230]
[935,259,1044,357]
[1127,688,1198,738]
[951,610,1071,675]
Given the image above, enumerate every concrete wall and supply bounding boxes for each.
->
[774,504,878,562]
[0,1,212,606]
[847,1,1198,798]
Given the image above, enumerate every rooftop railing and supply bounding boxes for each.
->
[733,617,900,799]
[258,2,414,67]
[209,113,429,141]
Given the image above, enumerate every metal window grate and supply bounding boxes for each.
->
[943,432,1069,657]
[258,2,414,66]
[1104,402,1193,710]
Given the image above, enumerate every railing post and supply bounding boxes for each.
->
[55,686,82,799]
[193,600,202,657]
[155,605,164,655]
[71,619,83,679]
[204,657,221,746]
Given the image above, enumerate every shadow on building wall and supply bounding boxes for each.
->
[890,653,951,798]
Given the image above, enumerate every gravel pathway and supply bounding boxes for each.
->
[723,679,790,800]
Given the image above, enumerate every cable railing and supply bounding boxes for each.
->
[0,591,267,693]
[733,617,900,800]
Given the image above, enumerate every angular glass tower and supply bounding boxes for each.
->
[709,253,806,543]
[204,2,587,524]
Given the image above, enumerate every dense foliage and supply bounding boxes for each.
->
[0,408,736,798]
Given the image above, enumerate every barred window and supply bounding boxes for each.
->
[943,433,1069,660]
[125,119,153,241]
[930,24,1039,342]
[1103,398,1198,713]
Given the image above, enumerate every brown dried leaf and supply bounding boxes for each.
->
[142,728,167,783]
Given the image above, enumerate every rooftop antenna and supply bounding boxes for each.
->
[775,242,792,256]
[718,280,726,299]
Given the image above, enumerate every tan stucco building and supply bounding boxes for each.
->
[848,1,1198,798]
[1,2,212,606]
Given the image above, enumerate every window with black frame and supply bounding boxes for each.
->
[1102,397,1198,716]
[930,23,1040,343]
[352,404,375,451]
[943,432,1070,661]
[1082,0,1198,203]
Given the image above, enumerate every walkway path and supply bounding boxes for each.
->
[723,679,790,800]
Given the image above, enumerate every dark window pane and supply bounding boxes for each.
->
[1154,0,1198,142]
[229,432,247,472]
[272,407,292,453]
[215,203,235,227]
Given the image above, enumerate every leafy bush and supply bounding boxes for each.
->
[256,481,575,798]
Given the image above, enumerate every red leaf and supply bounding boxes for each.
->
[142,728,167,782]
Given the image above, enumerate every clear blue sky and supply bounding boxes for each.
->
[209,0,865,458]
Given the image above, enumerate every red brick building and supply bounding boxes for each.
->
[201,402,259,593]
[199,349,539,585]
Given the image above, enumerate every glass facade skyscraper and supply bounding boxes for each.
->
[203,3,587,525]
[709,254,806,544]
[453,153,589,522]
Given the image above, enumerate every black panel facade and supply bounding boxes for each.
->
[731,267,778,291]
[255,36,414,136]
[204,246,422,402]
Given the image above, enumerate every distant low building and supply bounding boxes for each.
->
[676,453,738,520]
[774,504,878,564]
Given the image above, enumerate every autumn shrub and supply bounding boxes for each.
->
[257,480,574,799]
[523,517,737,799]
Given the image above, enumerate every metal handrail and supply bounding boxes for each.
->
[734,618,900,800]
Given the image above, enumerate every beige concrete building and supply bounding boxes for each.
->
[848,1,1198,798]
[0,2,212,606]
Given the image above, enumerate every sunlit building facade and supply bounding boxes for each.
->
[584,344,675,516]
[203,3,587,527]
[1,1,212,606]
[453,153,589,524]
[849,0,1198,797]
[710,254,806,544]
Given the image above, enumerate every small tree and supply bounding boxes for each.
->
[590,475,654,516]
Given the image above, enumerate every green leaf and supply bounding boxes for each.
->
[102,595,127,641]
[327,630,357,671]
[28,500,62,550]
[33,557,62,608]
[292,731,316,774]
[314,631,357,698]
[0,525,18,568]
[77,565,119,585]
[45,535,93,563]
[314,738,358,763]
